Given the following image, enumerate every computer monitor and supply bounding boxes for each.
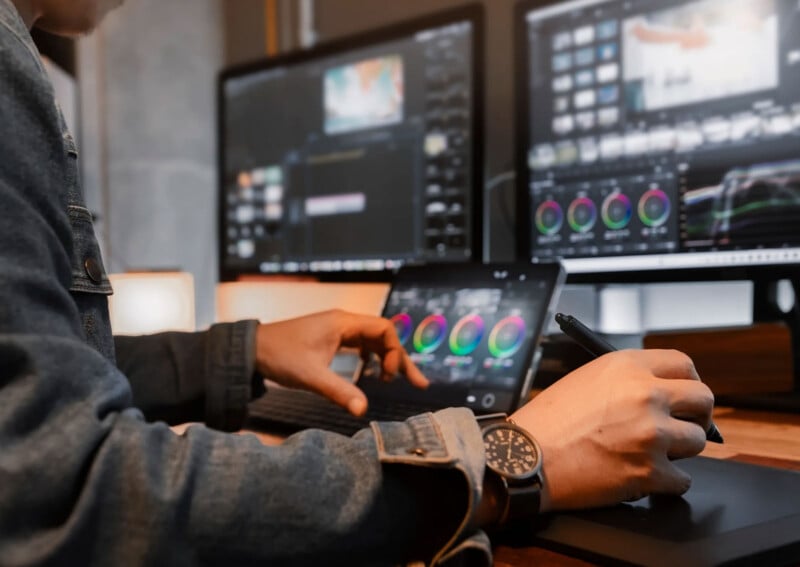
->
[515,0,800,283]
[218,6,483,281]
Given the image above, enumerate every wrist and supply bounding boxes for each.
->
[254,323,272,377]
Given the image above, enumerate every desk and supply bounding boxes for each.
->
[696,407,800,469]
[239,406,800,566]
[493,406,800,566]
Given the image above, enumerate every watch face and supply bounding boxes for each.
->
[483,423,541,481]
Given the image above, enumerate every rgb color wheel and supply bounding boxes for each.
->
[488,316,526,358]
[602,192,632,230]
[413,314,448,354]
[535,200,564,235]
[448,314,485,355]
[390,313,413,345]
[638,188,671,227]
[567,197,597,233]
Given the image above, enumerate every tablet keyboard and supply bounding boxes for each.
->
[247,388,437,436]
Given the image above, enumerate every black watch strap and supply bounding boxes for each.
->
[477,413,544,525]
[505,477,542,524]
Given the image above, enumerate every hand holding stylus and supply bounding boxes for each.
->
[555,312,723,443]
[511,337,716,510]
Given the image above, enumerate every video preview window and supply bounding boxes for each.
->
[623,0,779,113]
[324,55,405,135]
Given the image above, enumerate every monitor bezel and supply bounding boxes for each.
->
[218,4,486,283]
[513,0,800,285]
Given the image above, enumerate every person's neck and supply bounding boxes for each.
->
[10,0,39,29]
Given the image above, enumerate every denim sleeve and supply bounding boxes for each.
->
[114,321,266,431]
[0,10,491,565]
[3,341,490,565]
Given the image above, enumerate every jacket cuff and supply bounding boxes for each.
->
[371,407,489,566]
[204,319,260,431]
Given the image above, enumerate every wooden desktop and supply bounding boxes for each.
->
[491,405,800,566]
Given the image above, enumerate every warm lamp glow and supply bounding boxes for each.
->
[108,272,196,334]
[216,282,389,324]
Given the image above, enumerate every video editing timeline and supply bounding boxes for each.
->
[366,282,545,412]
[523,0,800,272]
[221,20,475,276]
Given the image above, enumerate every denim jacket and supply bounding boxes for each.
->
[0,2,491,565]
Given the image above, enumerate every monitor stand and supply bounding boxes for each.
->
[715,272,800,413]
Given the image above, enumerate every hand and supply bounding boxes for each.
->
[511,349,713,512]
[254,309,428,416]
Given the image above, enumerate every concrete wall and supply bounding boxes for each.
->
[79,0,224,328]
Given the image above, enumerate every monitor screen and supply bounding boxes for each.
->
[219,7,483,280]
[516,0,800,281]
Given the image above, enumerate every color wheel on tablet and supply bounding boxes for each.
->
[448,314,485,355]
[390,313,413,345]
[413,314,448,354]
[488,316,526,358]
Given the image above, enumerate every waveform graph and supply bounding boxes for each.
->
[488,316,527,359]
[448,314,485,356]
[712,161,800,246]
[413,314,448,354]
[683,161,800,247]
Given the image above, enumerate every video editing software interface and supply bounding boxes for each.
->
[521,0,800,274]
[358,267,559,413]
[221,16,477,277]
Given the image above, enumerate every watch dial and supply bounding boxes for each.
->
[483,425,540,480]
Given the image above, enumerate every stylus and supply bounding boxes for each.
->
[555,312,724,444]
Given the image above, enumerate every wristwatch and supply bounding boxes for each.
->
[477,413,543,526]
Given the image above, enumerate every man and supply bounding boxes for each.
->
[0,0,714,565]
